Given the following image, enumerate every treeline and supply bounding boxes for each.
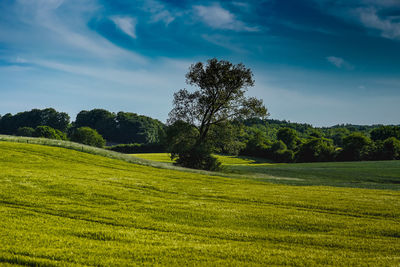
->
[74,109,165,144]
[0,108,165,148]
[230,119,400,162]
[1,108,399,163]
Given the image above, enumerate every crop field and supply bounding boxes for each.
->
[1,142,400,266]
[133,153,400,190]
[132,153,271,165]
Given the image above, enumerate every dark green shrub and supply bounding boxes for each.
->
[174,144,221,171]
[337,132,372,161]
[296,138,336,162]
[16,127,34,137]
[33,126,66,140]
[277,128,299,150]
[382,137,400,160]
[274,149,295,163]
[108,143,165,153]
[70,127,105,148]
[370,126,400,141]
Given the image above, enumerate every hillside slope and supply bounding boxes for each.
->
[0,141,399,266]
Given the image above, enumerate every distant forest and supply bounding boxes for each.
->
[0,108,399,163]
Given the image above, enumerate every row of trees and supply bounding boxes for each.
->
[14,125,105,147]
[74,110,165,144]
[0,108,165,145]
[0,108,70,133]
[240,125,400,163]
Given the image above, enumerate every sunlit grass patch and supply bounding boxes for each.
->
[132,152,274,166]
[131,153,174,163]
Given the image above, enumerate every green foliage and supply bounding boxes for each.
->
[277,127,299,150]
[338,132,372,161]
[165,121,199,157]
[74,109,116,140]
[240,130,270,158]
[296,138,336,162]
[75,109,165,144]
[108,143,165,153]
[115,111,165,144]
[274,148,295,163]
[0,108,70,134]
[307,129,323,138]
[370,125,400,141]
[324,127,350,146]
[268,140,294,163]
[16,127,35,137]
[33,126,67,140]
[165,121,221,170]
[167,58,267,170]
[174,144,221,171]
[208,122,245,155]
[382,137,400,160]
[70,127,105,148]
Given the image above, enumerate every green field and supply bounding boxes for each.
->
[133,153,272,165]
[1,142,400,266]
[133,153,400,190]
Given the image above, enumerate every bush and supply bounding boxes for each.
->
[337,132,372,161]
[33,126,66,140]
[70,127,105,148]
[382,137,400,160]
[370,126,400,141]
[274,149,295,163]
[16,127,35,137]
[164,121,221,170]
[174,144,221,171]
[277,127,299,150]
[296,138,336,162]
[108,143,165,153]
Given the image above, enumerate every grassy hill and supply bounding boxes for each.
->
[0,141,400,266]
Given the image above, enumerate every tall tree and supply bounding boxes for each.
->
[167,58,268,169]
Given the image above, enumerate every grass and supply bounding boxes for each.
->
[0,141,400,266]
[132,153,175,163]
[132,153,272,165]
[133,153,400,190]
[226,160,400,190]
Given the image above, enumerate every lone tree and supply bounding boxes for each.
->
[167,58,268,170]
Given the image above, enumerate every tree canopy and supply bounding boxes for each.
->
[74,109,165,144]
[168,58,268,143]
[167,58,268,170]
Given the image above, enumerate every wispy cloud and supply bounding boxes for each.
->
[193,3,259,32]
[201,34,247,53]
[326,56,354,70]
[143,0,176,26]
[110,16,137,39]
[314,0,400,41]
[3,0,147,64]
[355,7,400,40]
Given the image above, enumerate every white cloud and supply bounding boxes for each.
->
[355,7,400,40]
[201,34,247,53]
[110,16,137,39]
[327,56,354,70]
[4,0,147,64]
[313,0,400,41]
[193,4,259,32]
[143,0,176,25]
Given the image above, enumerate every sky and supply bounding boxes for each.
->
[0,0,400,126]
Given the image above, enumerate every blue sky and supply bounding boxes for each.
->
[1,0,400,126]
